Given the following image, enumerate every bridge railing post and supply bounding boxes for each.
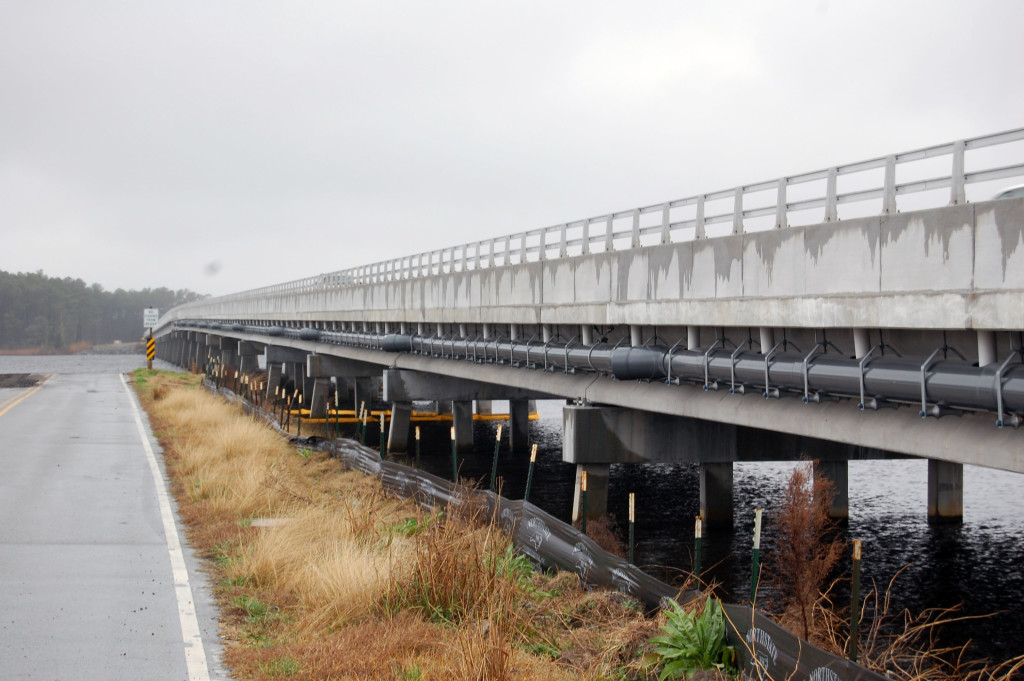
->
[951,139,966,205]
[732,187,744,234]
[775,178,788,229]
[695,195,706,239]
[825,167,838,222]
[883,154,897,214]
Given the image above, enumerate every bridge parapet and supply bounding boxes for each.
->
[163,198,1023,333]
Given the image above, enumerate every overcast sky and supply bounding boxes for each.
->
[1,1,1022,297]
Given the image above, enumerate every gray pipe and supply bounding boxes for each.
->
[175,323,1024,417]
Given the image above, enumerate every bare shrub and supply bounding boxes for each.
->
[770,461,845,641]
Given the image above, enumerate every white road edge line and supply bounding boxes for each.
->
[121,374,212,681]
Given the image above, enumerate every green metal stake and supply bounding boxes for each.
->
[849,539,862,662]
[580,469,588,535]
[360,406,367,446]
[358,401,367,444]
[414,426,421,468]
[523,444,537,503]
[450,426,458,484]
[489,425,503,491]
[751,508,763,604]
[628,492,636,564]
[694,515,703,586]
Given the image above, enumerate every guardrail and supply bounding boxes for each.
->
[175,127,1024,309]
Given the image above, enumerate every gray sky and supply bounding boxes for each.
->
[2,1,1022,297]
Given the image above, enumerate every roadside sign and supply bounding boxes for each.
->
[143,307,160,329]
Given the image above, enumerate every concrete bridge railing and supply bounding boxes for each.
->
[167,126,1023,308]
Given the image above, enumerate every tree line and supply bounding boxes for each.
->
[0,269,205,351]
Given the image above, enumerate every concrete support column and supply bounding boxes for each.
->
[353,377,376,413]
[309,378,331,418]
[687,326,700,350]
[475,400,493,415]
[265,363,282,402]
[572,464,610,523]
[759,327,775,353]
[509,399,530,454]
[581,325,593,346]
[510,323,520,341]
[453,400,474,452]
[630,325,643,347]
[387,402,413,455]
[977,330,997,367]
[928,459,964,523]
[220,347,239,373]
[853,328,871,359]
[334,377,352,411]
[238,352,259,374]
[700,462,734,528]
[542,324,552,343]
[813,460,850,520]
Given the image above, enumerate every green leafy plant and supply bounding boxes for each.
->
[650,597,736,680]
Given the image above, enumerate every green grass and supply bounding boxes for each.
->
[259,656,301,676]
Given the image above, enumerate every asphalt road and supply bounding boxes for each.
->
[0,370,227,680]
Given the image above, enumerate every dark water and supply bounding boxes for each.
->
[407,400,1024,664]
[5,358,1018,662]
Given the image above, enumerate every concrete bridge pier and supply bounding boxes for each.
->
[453,401,474,453]
[265,362,282,402]
[563,404,740,527]
[308,378,331,419]
[352,377,379,414]
[700,463,734,528]
[509,399,530,454]
[237,341,262,375]
[387,402,413,455]
[813,459,850,520]
[220,346,239,386]
[572,464,610,524]
[928,459,964,522]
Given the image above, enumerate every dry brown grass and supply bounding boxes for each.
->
[132,369,659,681]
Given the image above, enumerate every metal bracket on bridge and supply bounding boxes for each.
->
[995,351,1023,428]
[917,348,966,418]
[702,338,724,391]
[520,335,539,369]
[542,337,557,372]
[729,344,748,394]
[487,336,503,365]
[762,340,786,399]
[561,336,579,374]
[857,345,881,410]
[665,338,685,385]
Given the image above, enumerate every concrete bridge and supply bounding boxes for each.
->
[152,127,1024,526]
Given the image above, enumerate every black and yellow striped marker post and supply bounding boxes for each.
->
[146,334,155,369]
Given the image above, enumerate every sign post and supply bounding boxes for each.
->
[143,308,159,370]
